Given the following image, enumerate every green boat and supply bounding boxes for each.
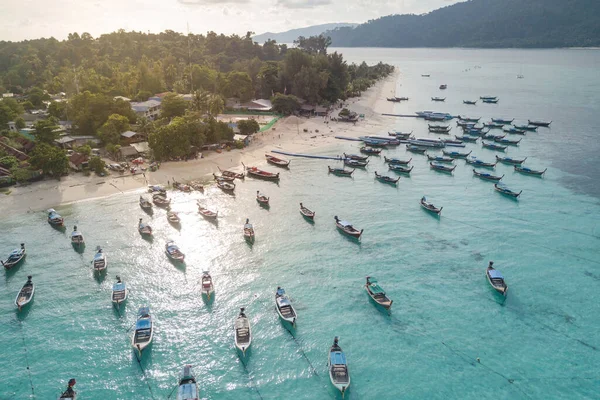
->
[365,276,393,310]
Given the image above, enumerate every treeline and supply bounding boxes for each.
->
[0,30,392,109]
[327,0,600,48]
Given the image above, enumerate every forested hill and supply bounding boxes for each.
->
[327,0,600,48]
[253,23,357,44]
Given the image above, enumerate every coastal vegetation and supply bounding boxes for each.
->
[0,30,393,175]
[327,0,600,48]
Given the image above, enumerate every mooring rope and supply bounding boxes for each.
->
[134,352,157,400]
[239,356,265,400]
[17,320,35,396]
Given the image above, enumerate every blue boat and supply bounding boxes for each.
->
[177,365,199,400]
[466,156,496,168]
[92,247,107,272]
[361,139,387,148]
[455,135,478,143]
[496,155,527,165]
[406,144,427,154]
[486,261,508,296]
[513,124,538,131]
[473,169,503,181]
[131,307,153,355]
[514,165,547,176]
[47,208,64,226]
[389,164,413,173]
[112,276,127,307]
[482,98,499,104]
[364,136,401,145]
[480,96,498,101]
[484,122,504,129]
[503,127,526,135]
[2,243,26,270]
[442,150,472,159]
[430,162,456,173]
[275,287,297,325]
[492,118,514,124]
[426,154,454,163]
[457,116,480,122]
[328,337,350,396]
[482,142,507,151]
[495,137,521,146]
[494,183,522,198]
[344,158,368,168]
[384,156,412,165]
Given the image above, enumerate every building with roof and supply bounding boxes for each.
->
[121,130,144,144]
[130,100,161,120]
[55,135,100,149]
[238,99,273,112]
[119,145,140,159]
[68,153,89,171]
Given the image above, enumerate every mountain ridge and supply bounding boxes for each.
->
[253,23,358,43]
[326,0,600,48]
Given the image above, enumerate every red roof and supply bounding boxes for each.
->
[69,153,88,166]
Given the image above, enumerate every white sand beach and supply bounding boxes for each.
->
[0,70,399,215]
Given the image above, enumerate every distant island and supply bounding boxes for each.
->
[327,0,600,48]
[253,23,358,44]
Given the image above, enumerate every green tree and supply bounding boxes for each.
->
[160,93,187,119]
[11,167,35,182]
[75,145,92,156]
[48,101,67,119]
[271,94,300,115]
[88,156,106,175]
[20,101,35,111]
[224,71,254,102]
[0,102,17,129]
[293,35,332,55]
[15,117,26,130]
[29,143,69,176]
[237,119,260,135]
[149,116,191,160]
[98,114,129,145]
[0,156,19,169]
[257,61,280,99]
[207,95,224,117]
[27,87,50,107]
[33,119,60,144]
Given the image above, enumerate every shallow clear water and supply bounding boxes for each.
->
[1,49,600,399]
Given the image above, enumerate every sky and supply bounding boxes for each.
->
[0,0,462,42]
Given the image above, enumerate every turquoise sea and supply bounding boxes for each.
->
[1,49,600,399]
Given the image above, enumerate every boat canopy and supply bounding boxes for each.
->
[276,288,285,296]
[331,351,347,365]
[136,319,151,330]
[167,245,179,252]
[138,307,150,316]
[277,297,291,307]
[244,223,253,230]
[235,318,249,329]
[489,269,504,279]
[9,249,22,257]
[338,221,352,228]
[113,282,126,291]
[177,383,198,400]
[369,283,386,295]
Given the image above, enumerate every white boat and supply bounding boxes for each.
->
[131,307,153,355]
[486,261,508,297]
[198,204,218,219]
[365,276,393,310]
[408,137,445,148]
[234,308,252,356]
[176,364,199,400]
[139,196,153,210]
[112,276,128,307]
[328,337,350,397]
[243,219,255,242]
[2,243,26,270]
[138,219,153,236]
[92,246,107,272]
[165,241,185,262]
[70,226,85,247]
[167,211,181,224]
[15,275,34,311]
[275,287,297,325]
[201,271,214,300]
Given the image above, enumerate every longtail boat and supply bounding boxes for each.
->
[242,163,280,181]
[265,154,290,168]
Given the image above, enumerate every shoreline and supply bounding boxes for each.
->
[0,71,398,215]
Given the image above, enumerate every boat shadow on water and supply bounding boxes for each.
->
[141,234,154,244]
[50,224,67,234]
[133,344,154,366]
[72,243,86,254]
[202,292,215,308]
[94,269,107,284]
[169,259,186,272]
[337,230,362,245]
[16,302,33,320]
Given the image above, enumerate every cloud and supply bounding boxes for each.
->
[276,0,332,9]
[177,0,249,5]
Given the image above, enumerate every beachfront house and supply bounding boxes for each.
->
[130,99,161,120]
[118,145,139,160]
[121,130,144,144]
[68,153,89,171]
